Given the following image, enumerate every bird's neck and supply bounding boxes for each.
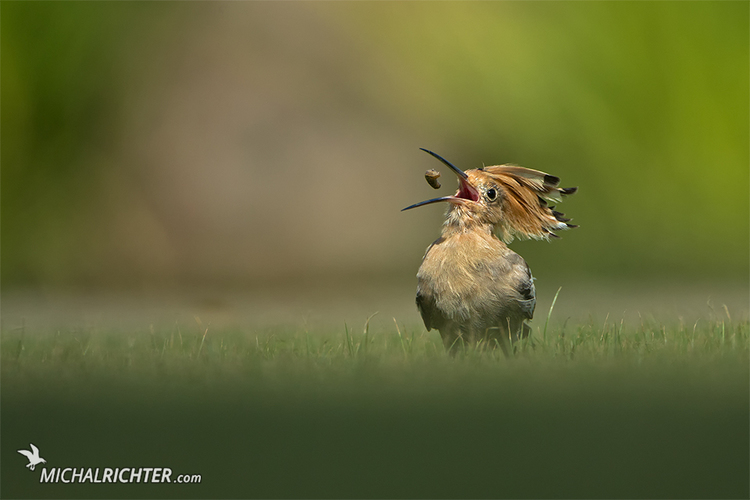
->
[441,217,495,238]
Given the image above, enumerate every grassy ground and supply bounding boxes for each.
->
[2,307,748,498]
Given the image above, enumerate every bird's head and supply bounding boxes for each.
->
[403,149,578,242]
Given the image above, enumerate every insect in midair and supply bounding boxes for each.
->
[424,169,441,189]
[403,148,578,353]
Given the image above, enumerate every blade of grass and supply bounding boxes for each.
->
[393,318,407,357]
[543,287,562,346]
[363,312,378,356]
[344,323,353,357]
[197,328,209,357]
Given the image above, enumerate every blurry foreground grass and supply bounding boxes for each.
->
[2,314,748,498]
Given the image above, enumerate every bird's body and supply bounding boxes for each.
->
[18,443,46,471]
[417,227,535,351]
[403,149,577,353]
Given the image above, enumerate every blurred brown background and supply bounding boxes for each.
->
[2,2,748,325]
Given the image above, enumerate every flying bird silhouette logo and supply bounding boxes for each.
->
[18,444,46,471]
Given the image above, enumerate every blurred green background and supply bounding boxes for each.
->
[2,4,748,498]
[3,1,748,291]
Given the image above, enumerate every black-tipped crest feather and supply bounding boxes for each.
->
[481,164,578,242]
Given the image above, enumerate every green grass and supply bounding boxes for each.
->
[3,312,746,381]
[2,313,748,499]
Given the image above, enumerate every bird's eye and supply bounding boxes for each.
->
[486,188,497,201]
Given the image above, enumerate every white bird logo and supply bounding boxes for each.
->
[18,444,46,471]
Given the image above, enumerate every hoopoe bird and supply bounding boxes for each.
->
[403,149,577,353]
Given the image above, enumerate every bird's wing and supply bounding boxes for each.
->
[515,266,536,320]
[415,238,446,332]
[30,444,39,456]
[503,253,536,320]
[18,449,33,459]
[416,289,436,331]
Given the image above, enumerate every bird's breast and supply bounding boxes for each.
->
[417,232,518,322]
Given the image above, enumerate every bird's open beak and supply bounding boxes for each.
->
[401,149,480,212]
